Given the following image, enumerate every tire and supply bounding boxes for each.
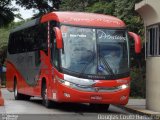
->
[21,94,31,100]
[42,83,52,108]
[89,104,110,112]
[14,80,22,100]
[14,80,30,100]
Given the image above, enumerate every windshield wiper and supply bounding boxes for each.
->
[79,51,116,78]
[99,54,116,78]
[79,51,95,78]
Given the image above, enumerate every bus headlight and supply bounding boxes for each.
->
[118,84,129,90]
[64,74,96,86]
[56,76,90,89]
[56,76,75,87]
[56,74,96,88]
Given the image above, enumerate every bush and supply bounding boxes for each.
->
[0,73,6,86]
[130,66,146,98]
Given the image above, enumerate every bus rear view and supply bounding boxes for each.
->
[6,12,141,110]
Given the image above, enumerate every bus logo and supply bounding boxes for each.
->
[94,87,100,92]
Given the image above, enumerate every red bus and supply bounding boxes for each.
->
[6,12,141,110]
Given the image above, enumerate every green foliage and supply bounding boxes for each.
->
[15,0,61,17]
[60,0,113,13]
[60,0,89,11]
[114,0,134,19]
[0,21,25,45]
[0,27,9,49]
[130,66,146,98]
[0,0,16,27]
[0,21,25,65]
[86,1,114,15]
[114,0,144,37]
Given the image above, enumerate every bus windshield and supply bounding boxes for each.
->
[60,25,129,79]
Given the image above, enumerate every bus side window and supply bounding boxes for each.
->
[50,21,59,69]
[52,38,59,69]
[36,23,48,54]
[8,34,14,54]
[51,31,59,69]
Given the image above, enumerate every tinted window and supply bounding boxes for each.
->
[8,23,48,54]
[50,21,59,69]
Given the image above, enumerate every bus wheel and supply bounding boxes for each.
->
[21,94,30,100]
[89,104,110,112]
[14,80,21,100]
[42,83,52,108]
[14,80,30,100]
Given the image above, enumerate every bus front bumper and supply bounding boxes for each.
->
[51,83,130,105]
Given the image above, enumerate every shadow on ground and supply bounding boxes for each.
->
[29,98,119,114]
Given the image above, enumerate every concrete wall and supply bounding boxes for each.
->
[135,0,160,112]
[146,57,160,111]
[136,0,160,26]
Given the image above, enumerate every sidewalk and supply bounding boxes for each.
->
[121,99,160,116]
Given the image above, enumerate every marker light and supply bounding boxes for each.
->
[64,81,70,86]
[64,93,70,98]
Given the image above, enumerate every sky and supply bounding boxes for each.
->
[12,1,36,22]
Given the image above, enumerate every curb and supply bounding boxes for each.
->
[115,105,160,118]
[116,105,147,115]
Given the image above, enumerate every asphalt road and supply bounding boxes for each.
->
[0,88,153,120]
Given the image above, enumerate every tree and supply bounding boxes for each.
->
[60,0,86,11]
[60,0,103,11]
[114,0,144,36]
[86,1,114,15]
[0,21,26,65]
[15,0,61,17]
[0,0,16,27]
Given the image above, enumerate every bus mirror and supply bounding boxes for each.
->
[54,27,63,49]
[128,32,141,54]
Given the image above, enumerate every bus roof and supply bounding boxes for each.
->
[41,11,126,28]
[11,12,126,34]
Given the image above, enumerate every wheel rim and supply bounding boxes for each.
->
[44,88,47,100]
[43,85,48,105]
[14,83,18,97]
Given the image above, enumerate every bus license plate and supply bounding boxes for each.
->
[90,95,102,100]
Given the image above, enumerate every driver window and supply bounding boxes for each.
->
[50,25,59,69]
[52,39,59,68]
